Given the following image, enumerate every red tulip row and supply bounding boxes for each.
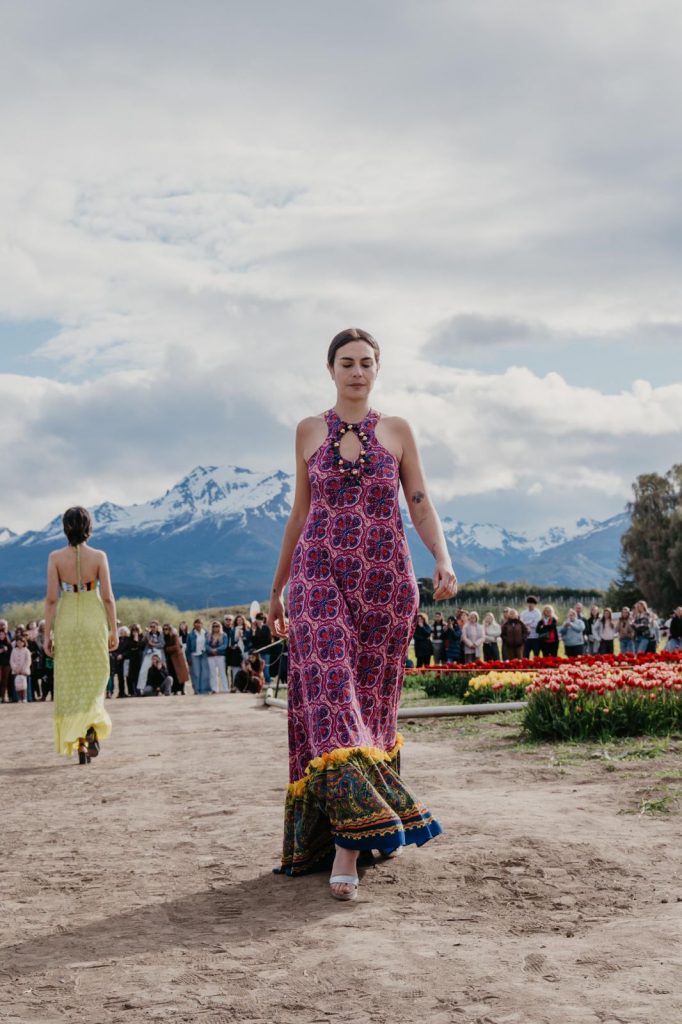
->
[526,661,682,698]
[405,650,682,676]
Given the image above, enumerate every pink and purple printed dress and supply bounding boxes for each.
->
[281,408,442,874]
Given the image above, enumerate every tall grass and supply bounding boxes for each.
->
[0,596,254,629]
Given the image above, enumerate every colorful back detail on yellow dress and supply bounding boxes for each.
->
[53,545,112,756]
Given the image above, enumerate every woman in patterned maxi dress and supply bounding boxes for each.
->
[269,329,457,899]
[44,507,118,763]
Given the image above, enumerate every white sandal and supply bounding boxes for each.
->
[329,874,359,901]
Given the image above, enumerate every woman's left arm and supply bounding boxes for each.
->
[396,418,457,602]
[43,553,60,655]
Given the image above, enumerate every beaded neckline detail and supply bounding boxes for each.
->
[327,409,375,479]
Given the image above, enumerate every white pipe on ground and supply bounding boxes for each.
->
[261,695,526,717]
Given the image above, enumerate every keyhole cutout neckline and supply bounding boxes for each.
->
[327,407,376,477]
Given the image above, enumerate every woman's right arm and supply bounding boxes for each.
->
[268,421,314,637]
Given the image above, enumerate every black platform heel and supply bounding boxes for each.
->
[77,741,90,765]
[85,727,100,759]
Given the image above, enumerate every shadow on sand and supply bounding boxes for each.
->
[3,865,377,977]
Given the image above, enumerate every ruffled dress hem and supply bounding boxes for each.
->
[277,733,442,876]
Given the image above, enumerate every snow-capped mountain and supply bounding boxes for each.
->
[19,466,292,546]
[0,465,630,606]
[0,528,17,545]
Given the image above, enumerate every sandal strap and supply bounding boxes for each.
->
[329,875,358,886]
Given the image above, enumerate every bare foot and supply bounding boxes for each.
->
[330,846,359,899]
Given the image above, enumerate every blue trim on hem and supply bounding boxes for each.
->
[333,818,443,853]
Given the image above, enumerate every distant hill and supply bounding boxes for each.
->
[0,465,629,606]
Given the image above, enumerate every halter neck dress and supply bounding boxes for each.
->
[53,545,112,756]
[281,408,442,874]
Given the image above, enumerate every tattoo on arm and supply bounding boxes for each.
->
[412,491,425,505]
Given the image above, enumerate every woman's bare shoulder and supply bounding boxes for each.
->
[379,413,412,434]
[296,413,327,434]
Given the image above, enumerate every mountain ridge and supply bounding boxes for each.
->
[0,464,629,605]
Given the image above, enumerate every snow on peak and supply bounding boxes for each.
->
[441,518,531,552]
[93,464,294,535]
[0,527,16,545]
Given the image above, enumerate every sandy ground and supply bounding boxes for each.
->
[1,695,681,1024]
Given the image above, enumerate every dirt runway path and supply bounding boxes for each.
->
[1,695,680,1023]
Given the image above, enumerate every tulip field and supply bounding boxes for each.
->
[404,652,682,741]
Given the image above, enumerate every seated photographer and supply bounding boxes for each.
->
[233,653,265,694]
[145,653,173,696]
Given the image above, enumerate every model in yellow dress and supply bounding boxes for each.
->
[44,507,118,764]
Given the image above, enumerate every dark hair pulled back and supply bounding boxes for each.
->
[62,506,92,547]
[327,328,380,368]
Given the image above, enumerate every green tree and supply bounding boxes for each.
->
[604,557,641,610]
[620,464,682,613]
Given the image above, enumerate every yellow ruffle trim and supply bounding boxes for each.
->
[287,733,404,798]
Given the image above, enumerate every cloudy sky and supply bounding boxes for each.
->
[1,0,681,537]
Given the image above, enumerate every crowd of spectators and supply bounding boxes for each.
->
[412,598,682,667]
[0,611,287,704]
[1,598,680,705]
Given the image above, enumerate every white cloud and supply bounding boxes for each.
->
[0,1,681,534]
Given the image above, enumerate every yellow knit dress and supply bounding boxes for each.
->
[53,546,112,756]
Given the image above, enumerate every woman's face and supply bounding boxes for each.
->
[568,610,576,621]
[329,340,378,399]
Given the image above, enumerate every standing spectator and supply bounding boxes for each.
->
[207,621,229,693]
[536,605,560,657]
[178,621,189,646]
[252,612,273,682]
[584,605,601,655]
[462,611,484,662]
[649,614,661,654]
[559,609,586,657]
[26,621,42,701]
[126,624,145,695]
[617,607,635,655]
[443,615,462,664]
[413,613,433,669]
[222,613,234,679]
[137,620,165,693]
[456,611,469,663]
[482,613,501,662]
[520,596,542,658]
[227,615,247,689]
[113,626,130,698]
[10,636,32,703]
[593,608,617,654]
[665,607,682,652]
[234,614,252,652]
[186,617,210,694]
[162,624,190,695]
[632,600,655,655]
[431,611,446,664]
[500,609,528,660]
[0,625,12,703]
